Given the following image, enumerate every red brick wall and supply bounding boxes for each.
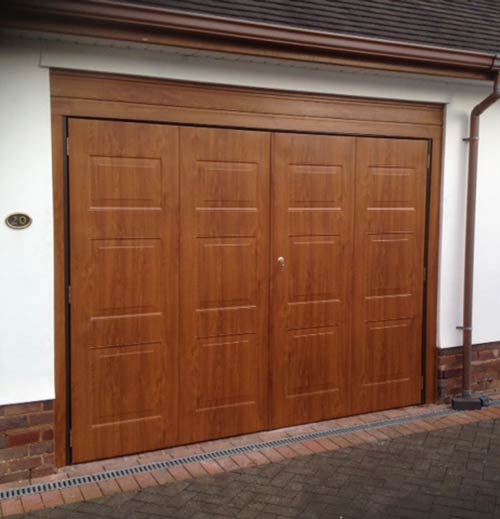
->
[0,400,55,484]
[438,342,500,401]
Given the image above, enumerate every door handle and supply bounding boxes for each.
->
[277,256,286,270]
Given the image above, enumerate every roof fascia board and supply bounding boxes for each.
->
[1,0,499,80]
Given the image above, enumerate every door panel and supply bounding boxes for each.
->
[270,133,355,428]
[179,127,270,443]
[69,119,179,462]
[351,138,428,414]
[69,120,429,462]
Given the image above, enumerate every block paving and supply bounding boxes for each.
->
[1,401,500,518]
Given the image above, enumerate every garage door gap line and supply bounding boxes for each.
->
[1,401,498,501]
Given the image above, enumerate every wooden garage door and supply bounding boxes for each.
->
[69,121,271,461]
[271,133,429,425]
[69,119,179,463]
[69,119,428,461]
[178,127,270,443]
[270,133,355,428]
[350,138,428,414]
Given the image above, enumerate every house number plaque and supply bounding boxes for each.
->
[5,213,32,230]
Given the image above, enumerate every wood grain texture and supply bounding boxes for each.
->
[351,138,429,414]
[50,71,444,140]
[178,127,270,443]
[51,114,68,468]
[69,119,180,462]
[270,133,355,427]
[50,72,442,127]
[51,73,442,464]
[66,125,430,459]
[425,135,443,403]
[271,134,429,425]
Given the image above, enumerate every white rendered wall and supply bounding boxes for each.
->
[0,37,54,405]
[473,111,500,339]
[1,33,499,405]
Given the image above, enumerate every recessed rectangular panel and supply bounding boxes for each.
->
[288,208,343,236]
[368,167,416,205]
[91,343,163,425]
[365,234,413,296]
[364,319,414,385]
[289,238,342,301]
[286,327,341,396]
[197,239,256,307]
[195,208,257,237]
[195,336,256,410]
[90,157,162,208]
[89,313,163,348]
[197,162,257,207]
[287,300,341,330]
[367,208,416,233]
[365,294,413,322]
[196,306,257,338]
[88,211,163,240]
[289,165,343,205]
[91,239,161,315]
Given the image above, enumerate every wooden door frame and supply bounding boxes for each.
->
[51,69,444,467]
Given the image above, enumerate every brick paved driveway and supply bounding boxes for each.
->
[11,418,500,519]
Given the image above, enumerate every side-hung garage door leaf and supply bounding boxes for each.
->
[69,119,180,463]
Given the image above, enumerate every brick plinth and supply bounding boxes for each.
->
[438,341,500,401]
[0,400,55,484]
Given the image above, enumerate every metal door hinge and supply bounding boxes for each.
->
[421,376,424,390]
[66,137,70,156]
[68,285,72,305]
[423,267,427,283]
[427,152,431,169]
[69,429,73,447]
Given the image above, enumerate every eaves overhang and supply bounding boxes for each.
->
[2,0,500,81]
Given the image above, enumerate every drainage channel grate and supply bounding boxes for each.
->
[1,401,498,501]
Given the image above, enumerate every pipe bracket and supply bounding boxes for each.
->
[456,325,472,331]
[463,136,479,142]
